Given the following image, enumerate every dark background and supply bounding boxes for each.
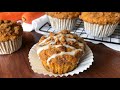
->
[1,0,120,11]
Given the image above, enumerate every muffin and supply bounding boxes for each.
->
[37,30,86,74]
[0,20,23,55]
[80,12,120,37]
[46,12,80,31]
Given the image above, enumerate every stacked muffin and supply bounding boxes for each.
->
[37,30,86,74]
[80,12,120,37]
[46,12,80,31]
[0,20,23,55]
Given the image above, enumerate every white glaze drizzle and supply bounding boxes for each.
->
[38,37,51,45]
[66,38,76,42]
[37,33,84,65]
[37,44,76,55]
[47,49,81,65]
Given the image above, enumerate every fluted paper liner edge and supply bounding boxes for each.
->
[0,36,22,55]
[28,44,94,77]
[48,16,77,32]
[84,21,118,38]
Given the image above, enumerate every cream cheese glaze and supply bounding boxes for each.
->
[47,49,82,65]
[37,33,84,65]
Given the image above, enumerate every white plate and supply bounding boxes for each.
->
[28,44,94,77]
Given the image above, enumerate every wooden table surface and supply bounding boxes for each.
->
[0,31,120,78]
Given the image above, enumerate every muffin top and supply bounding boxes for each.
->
[80,12,120,25]
[37,30,86,67]
[0,20,23,42]
[46,12,81,19]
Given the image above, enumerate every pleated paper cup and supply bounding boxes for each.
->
[48,16,77,31]
[84,21,118,38]
[28,44,94,77]
[0,36,22,55]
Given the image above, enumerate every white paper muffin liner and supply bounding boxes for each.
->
[0,36,22,55]
[48,16,77,32]
[84,21,118,38]
[28,44,94,77]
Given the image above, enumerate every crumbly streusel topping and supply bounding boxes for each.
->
[80,12,120,24]
[0,20,23,42]
[46,12,81,19]
[37,30,86,65]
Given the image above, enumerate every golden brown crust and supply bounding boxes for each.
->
[0,20,23,42]
[46,12,81,19]
[41,54,79,74]
[80,12,120,25]
[37,30,86,74]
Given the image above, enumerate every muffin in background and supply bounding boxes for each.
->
[46,12,80,31]
[80,12,120,37]
[0,20,23,55]
[37,30,86,74]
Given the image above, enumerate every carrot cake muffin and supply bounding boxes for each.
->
[0,20,23,54]
[80,12,120,37]
[46,12,81,31]
[37,30,86,74]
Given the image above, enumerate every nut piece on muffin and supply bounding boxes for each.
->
[0,20,23,55]
[37,30,86,74]
[80,12,120,37]
[46,12,81,31]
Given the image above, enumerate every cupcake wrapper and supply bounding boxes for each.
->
[84,21,118,38]
[28,44,94,77]
[0,36,22,55]
[48,16,77,31]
